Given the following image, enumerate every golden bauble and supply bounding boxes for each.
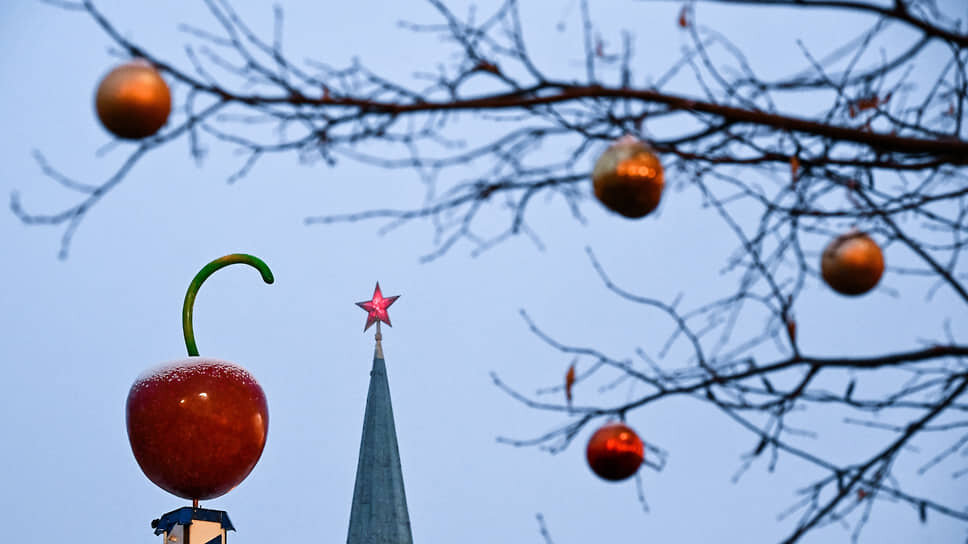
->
[592,136,665,218]
[821,230,885,296]
[95,60,171,139]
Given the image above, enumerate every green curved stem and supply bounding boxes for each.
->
[182,253,274,357]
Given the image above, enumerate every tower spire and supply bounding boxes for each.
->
[374,321,384,360]
[348,284,412,544]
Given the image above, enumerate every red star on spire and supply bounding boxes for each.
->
[355,282,400,332]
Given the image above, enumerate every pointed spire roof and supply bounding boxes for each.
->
[346,329,413,544]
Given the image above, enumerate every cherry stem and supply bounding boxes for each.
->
[182,254,274,357]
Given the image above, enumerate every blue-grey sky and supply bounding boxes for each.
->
[0,1,964,543]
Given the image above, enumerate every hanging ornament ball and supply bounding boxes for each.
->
[592,136,665,218]
[821,230,884,296]
[95,59,171,139]
[126,358,269,501]
[586,421,644,481]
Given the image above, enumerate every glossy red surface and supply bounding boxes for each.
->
[586,422,644,482]
[126,358,268,500]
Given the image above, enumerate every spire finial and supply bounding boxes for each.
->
[375,322,384,359]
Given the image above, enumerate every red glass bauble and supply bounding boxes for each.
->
[592,136,665,218]
[95,60,171,139]
[821,230,884,296]
[126,358,268,500]
[586,421,644,481]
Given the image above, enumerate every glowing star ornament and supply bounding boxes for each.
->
[356,282,400,331]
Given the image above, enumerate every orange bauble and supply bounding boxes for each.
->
[821,230,885,296]
[586,421,644,481]
[95,60,171,139]
[592,136,665,218]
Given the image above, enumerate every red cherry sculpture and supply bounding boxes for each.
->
[586,421,644,482]
[126,254,273,502]
[127,358,268,500]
